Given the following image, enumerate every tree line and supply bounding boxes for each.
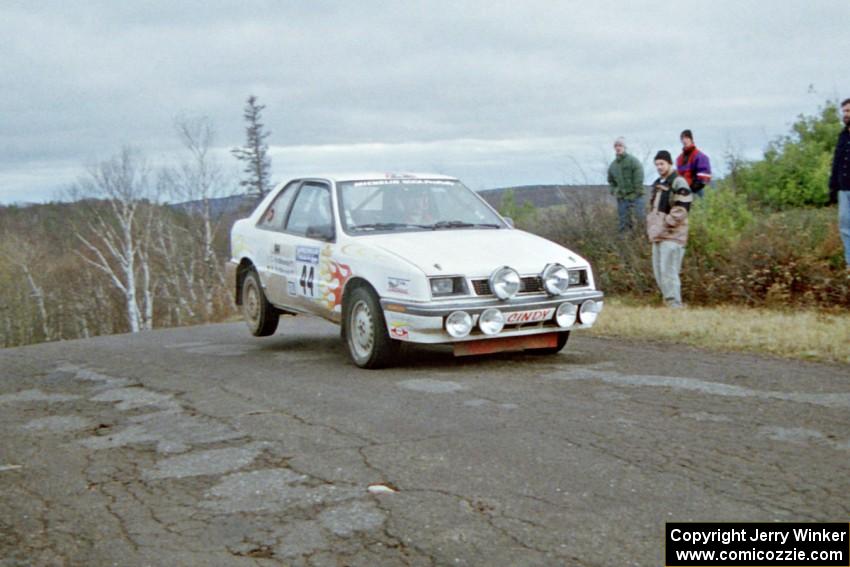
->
[0,97,272,347]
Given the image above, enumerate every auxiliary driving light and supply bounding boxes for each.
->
[555,302,578,328]
[489,266,521,300]
[579,300,601,325]
[478,308,505,335]
[446,311,473,338]
[542,263,570,296]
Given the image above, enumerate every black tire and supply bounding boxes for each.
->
[241,270,279,337]
[343,285,399,369]
[530,331,570,355]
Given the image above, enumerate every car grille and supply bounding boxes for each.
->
[472,276,544,296]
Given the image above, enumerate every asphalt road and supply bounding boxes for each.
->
[1,319,849,567]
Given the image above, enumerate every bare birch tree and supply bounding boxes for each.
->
[150,214,193,326]
[73,148,156,333]
[161,115,229,321]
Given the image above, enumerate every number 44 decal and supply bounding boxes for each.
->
[299,265,316,297]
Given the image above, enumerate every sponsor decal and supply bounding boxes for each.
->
[287,281,297,296]
[389,321,410,340]
[296,246,320,265]
[387,277,410,295]
[269,256,295,276]
[504,308,555,325]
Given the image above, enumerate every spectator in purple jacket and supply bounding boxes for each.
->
[676,130,712,198]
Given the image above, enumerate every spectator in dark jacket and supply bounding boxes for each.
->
[676,130,712,198]
[607,137,645,232]
[829,98,850,268]
[647,150,693,308]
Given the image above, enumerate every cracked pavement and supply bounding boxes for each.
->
[1,319,849,566]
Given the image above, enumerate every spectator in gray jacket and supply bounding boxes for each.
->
[607,137,645,232]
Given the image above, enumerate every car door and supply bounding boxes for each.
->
[281,181,337,316]
[254,180,301,307]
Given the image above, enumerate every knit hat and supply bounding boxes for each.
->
[613,136,626,147]
[654,150,673,164]
[680,129,693,140]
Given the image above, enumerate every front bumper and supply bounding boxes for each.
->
[380,289,603,344]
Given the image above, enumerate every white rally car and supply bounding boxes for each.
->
[225,173,603,368]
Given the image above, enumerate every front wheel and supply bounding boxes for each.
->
[241,270,279,337]
[530,331,570,355]
[343,286,399,369]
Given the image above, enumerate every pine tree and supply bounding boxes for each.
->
[231,95,272,198]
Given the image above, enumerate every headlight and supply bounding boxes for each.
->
[579,300,602,325]
[568,269,586,286]
[555,302,578,327]
[430,276,468,297]
[430,278,454,295]
[489,266,521,300]
[446,311,473,338]
[542,264,570,295]
[478,308,505,335]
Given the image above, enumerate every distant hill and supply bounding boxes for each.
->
[169,193,260,218]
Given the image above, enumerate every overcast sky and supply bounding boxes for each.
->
[2,1,848,203]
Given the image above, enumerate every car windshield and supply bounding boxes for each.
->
[337,179,505,234]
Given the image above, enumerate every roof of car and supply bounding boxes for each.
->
[284,172,459,183]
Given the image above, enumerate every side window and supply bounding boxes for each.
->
[285,183,334,241]
[257,182,299,231]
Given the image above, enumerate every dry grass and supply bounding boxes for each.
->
[588,299,850,365]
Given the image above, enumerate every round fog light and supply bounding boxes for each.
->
[542,263,570,296]
[489,266,521,300]
[479,308,505,335]
[579,300,600,325]
[555,302,578,328]
[446,311,473,338]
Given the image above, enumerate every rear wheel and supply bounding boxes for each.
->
[530,331,570,355]
[242,270,279,337]
[344,286,399,369]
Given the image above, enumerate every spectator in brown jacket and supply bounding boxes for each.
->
[647,150,693,308]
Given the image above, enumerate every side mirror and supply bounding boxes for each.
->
[503,216,515,228]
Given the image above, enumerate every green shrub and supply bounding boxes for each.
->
[688,186,754,259]
[726,101,842,209]
[535,193,849,309]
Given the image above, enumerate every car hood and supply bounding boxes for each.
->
[356,229,587,277]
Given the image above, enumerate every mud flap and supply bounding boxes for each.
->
[453,333,559,357]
